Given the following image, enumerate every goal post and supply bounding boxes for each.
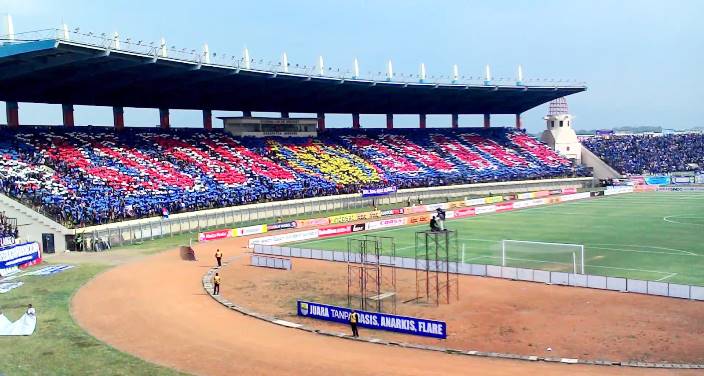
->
[501,240,585,274]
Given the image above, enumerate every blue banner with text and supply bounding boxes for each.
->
[297,300,446,339]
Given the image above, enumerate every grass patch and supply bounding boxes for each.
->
[0,264,184,376]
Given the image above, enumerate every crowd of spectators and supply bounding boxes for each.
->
[0,127,585,228]
[582,133,704,174]
[0,211,19,246]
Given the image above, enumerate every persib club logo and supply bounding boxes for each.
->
[300,302,309,316]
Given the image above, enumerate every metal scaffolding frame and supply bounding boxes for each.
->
[347,235,397,313]
[415,230,460,305]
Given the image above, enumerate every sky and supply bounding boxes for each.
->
[0,0,702,132]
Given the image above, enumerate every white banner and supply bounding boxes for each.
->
[366,218,407,231]
[248,229,319,247]
[560,192,591,202]
[0,313,36,336]
[464,198,486,207]
[475,205,496,215]
[605,186,634,196]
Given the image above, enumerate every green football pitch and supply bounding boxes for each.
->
[291,191,704,286]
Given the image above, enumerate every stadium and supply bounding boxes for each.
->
[1,10,703,376]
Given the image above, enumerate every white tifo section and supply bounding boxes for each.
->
[502,240,585,274]
[253,244,704,302]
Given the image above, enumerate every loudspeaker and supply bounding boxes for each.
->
[42,233,55,254]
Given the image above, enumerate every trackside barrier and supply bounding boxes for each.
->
[252,244,704,302]
[250,254,292,270]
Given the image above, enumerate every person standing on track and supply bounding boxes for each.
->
[213,273,221,295]
[215,249,223,267]
[349,310,359,337]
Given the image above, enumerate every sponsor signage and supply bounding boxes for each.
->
[267,221,297,231]
[475,205,496,215]
[425,203,449,212]
[297,301,447,339]
[361,186,397,197]
[634,185,658,192]
[484,196,504,204]
[453,207,476,218]
[328,211,381,225]
[516,192,534,200]
[495,202,514,212]
[534,190,550,198]
[380,208,404,216]
[560,192,591,202]
[296,218,330,228]
[198,229,232,242]
[248,229,319,247]
[464,198,486,207]
[404,205,428,214]
[366,218,407,230]
[672,176,695,185]
[0,242,41,271]
[604,186,635,196]
[351,223,366,232]
[447,201,465,209]
[319,225,352,238]
[236,224,268,237]
[408,214,431,224]
[644,176,670,186]
[561,188,578,194]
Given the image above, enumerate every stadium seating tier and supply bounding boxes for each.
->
[0,127,579,227]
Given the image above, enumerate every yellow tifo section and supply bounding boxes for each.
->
[268,139,382,185]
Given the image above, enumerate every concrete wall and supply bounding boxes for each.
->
[581,147,621,180]
[0,194,71,252]
[2,177,593,251]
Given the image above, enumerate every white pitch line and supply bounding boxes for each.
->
[663,215,704,227]
[654,272,678,282]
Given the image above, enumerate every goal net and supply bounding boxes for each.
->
[501,240,585,274]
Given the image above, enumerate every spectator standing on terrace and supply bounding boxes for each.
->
[215,249,223,267]
[213,273,221,295]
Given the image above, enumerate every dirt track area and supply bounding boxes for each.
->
[222,254,704,363]
[70,235,704,375]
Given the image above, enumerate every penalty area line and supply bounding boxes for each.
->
[654,273,678,282]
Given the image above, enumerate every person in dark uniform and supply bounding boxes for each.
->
[429,216,440,232]
[349,310,359,337]
[213,272,221,295]
[215,249,223,267]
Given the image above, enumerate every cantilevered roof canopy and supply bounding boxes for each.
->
[0,39,586,114]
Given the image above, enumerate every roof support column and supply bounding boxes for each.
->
[159,108,170,129]
[317,112,326,132]
[451,113,459,129]
[281,112,290,118]
[386,114,394,129]
[419,114,426,129]
[62,104,75,128]
[203,109,212,131]
[242,110,252,117]
[483,113,491,128]
[352,113,360,129]
[6,101,18,129]
[515,113,522,130]
[113,106,125,131]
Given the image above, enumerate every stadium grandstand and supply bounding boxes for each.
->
[581,133,704,175]
[0,21,590,250]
